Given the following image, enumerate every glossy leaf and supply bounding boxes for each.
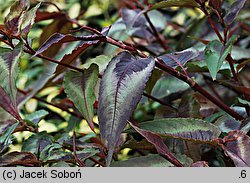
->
[204,37,235,80]
[150,0,199,10]
[98,51,155,166]
[63,64,99,131]
[112,153,193,167]
[222,131,250,167]
[129,122,184,167]
[224,0,247,25]
[0,123,18,153]
[159,48,199,69]
[0,152,40,166]
[129,118,221,143]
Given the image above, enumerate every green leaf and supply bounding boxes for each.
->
[150,0,199,10]
[22,131,53,155]
[204,37,236,80]
[63,64,99,131]
[0,122,18,153]
[111,154,193,167]
[81,55,113,74]
[127,118,221,143]
[24,109,49,127]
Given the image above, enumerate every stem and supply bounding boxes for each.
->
[144,12,169,50]
[73,131,85,167]
[226,54,239,82]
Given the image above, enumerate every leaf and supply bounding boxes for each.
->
[81,55,113,74]
[0,123,18,153]
[159,48,199,69]
[0,119,16,136]
[128,118,221,143]
[24,110,49,126]
[204,37,235,80]
[129,122,184,167]
[0,44,22,108]
[0,152,40,166]
[150,0,199,10]
[224,0,247,25]
[22,131,53,155]
[33,33,78,58]
[63,64,99,131]
[98,51,155,166]
[4,0,30,36]
[19,3,40,37]
[222,131,250,167]
[145,68,162,95]
[113,153,193,167]
[191,161,209,167]
[55,40,98,75]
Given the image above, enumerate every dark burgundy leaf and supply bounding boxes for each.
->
[33,33,78,58]
[35,11,66,22]
[0,152,40,166]
[55,40,98,74]
[221,131,250,167]
[129,122,184,167]
[224,0,247,25]
[98,51,155,166]
[159,48,199,69]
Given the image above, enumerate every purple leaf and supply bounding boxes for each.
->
[224,0,247,25]
[33,33,78,58]
[129,122,184,167]
[191,161,209,167]
[98,51,155,166]
[159,48,199,69]
[0,152,40,166]
[222,131,250,167]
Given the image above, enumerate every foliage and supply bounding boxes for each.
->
[0,0,249,167]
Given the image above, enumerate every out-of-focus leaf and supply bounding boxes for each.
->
[35,11,66,22]
[129,122,184,167]
[150,0,199,10]
[122,139,155,151]
[63,64,99,131]
[24,110,49,126]
[33,33,78,58]
[232,47,250,60]
[145,69,162,95]
[128,118,221,143]
[178,94,201,118]
[191,161,209,167]
[204,37,235,80]
[151,75,189,99]
[0,152,40,166]
[221,131,250,167]
[98,51,155,166]
[214,115,241,132]
[159,48,199,69]
[82,55,113,74]
[224,0,247,25]
[112,153,192,167]
[22,131,53,155]
[0,123,18,153]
